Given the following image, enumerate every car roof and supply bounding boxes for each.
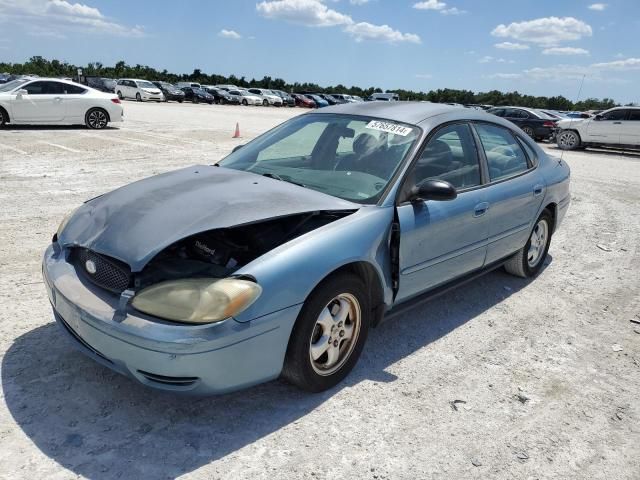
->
[315,101,465,125]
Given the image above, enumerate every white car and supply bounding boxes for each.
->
[228,90,263,106]
[247,88,283,106]
[0,77,123,129]
[556,107,640,150]
[115,79,164,102]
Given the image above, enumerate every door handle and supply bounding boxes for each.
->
[533,184,544,196]
[613,121,622,125]
[473,202,489,217]
[54,97,63,102]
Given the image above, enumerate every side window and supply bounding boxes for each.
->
[410,123,481,190]
[628,110,640,121]
[24,81,46,94]
[601,109,627,121]
[517,137,538,167]
[490,109,505,117]
[475,124,530,182]
[44,82,65,95]
[63,84,87,94]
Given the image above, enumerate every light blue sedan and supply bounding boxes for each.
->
[43,102,570,394]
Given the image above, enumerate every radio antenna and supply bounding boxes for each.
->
[560,74,587,161]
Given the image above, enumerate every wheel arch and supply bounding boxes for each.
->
[86,106,110,122]
[0,104,9,123]
[542,202,557,233]
[307,261,386,328]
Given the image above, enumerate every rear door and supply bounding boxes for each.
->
[396,123,489,302]
[11,80,66,122]
[585,109,627,145]
[472,123,545,264]
[619,109,639,146]
[61,83,88,122]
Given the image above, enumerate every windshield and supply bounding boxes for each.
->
[219,114,420,204]
[137,81,156,88]
[0,78,29,92]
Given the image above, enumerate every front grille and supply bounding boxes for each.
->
[74,248,131,294]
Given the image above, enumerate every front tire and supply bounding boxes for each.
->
[85,108,109,129]
[263,99,269,106]
[282,273,370,392]
[504,210,552,278]
[0,107,7,127]
[136,93,142,102]
[557,130,581,150]
[117,91,124,100]
[242,99,248,106]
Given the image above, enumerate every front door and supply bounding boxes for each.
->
[396,123,489,302]
[11,80,66,122]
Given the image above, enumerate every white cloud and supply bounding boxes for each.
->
[588,3,607,11]
[218,29,242,39]
[415,73,433,79]
[413,0,446,10]
[491,16,592,45]
[494,41,530,50]
[0,0,144,37]
[486,73,523,79]
[524,65,591,81]
[257,0,420,44]
[413,0,466,15]
[256,0,352,27]
[542,46,589,55]
[479,56,514,64]
[350,0,371,4]
[345,22,421,43]
[590,58,640,70]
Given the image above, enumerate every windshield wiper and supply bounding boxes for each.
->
[261,172,306,188]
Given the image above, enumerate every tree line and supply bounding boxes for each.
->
[0,56,620,111]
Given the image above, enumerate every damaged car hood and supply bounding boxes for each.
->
[58,165,358,271]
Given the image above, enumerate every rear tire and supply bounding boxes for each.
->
[522,126,535,138]
[282,273,370,392]
[557,130,581,151]
[504,210,553,278]
[85,108,109,130]
[0,107,7,127]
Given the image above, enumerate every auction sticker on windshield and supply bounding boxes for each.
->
[366,120,413,137]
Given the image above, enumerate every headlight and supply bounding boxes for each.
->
[131,278,262,324]
[56,206,80,238]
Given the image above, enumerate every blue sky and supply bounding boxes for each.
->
[0,0,638,102]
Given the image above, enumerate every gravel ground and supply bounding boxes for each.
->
[0,101,638,480]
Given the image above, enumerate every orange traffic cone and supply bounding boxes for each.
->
[232,122,241,138]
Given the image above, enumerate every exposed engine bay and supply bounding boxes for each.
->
[134,210,355,289]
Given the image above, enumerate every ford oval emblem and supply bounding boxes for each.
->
[85,259,97,275]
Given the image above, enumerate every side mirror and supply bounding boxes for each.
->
[232,144,244,153]
[410,179,457,202]
[16,89,28,97]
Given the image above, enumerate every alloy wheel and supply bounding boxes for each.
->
[87,109,108,129]
[309,293,361,376]
[558,131,578,149]
[523,126,535,138]
[527,219,548,268]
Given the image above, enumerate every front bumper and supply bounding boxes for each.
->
[42,244,301,395]
[141,92,164,101]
